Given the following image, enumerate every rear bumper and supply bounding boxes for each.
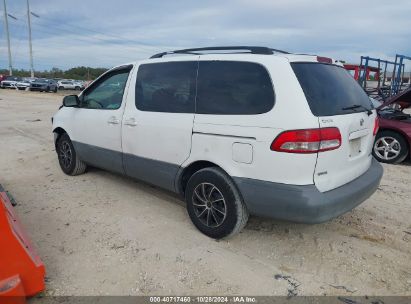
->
[233,158,383,223]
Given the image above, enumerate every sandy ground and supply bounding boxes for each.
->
[0,89,410,297]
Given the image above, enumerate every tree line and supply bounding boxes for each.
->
[0,66,108,80]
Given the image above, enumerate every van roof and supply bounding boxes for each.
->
[149,46,289,58]
[147,46,338,64]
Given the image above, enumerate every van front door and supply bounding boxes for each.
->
[69,66,133,174]
[122,59,198,191]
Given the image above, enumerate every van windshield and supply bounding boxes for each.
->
[291,63,372,116]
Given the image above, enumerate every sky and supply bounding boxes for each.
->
[0,0,410,71]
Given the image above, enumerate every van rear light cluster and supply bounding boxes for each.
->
[373,117,379,136]
[271,128,341,153]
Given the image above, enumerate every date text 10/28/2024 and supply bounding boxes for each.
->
[149,297,257,303]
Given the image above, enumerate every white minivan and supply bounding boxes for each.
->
[52,46,383,238]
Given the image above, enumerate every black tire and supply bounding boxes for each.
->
[75,86,80,90]
[373,130,408,164]
[46,86,50,92]
[53,87,57,93]
[185,167,249,239]
[56,133,87,175]
[59,86,64,90]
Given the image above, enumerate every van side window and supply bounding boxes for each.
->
[81,69,131,110]
[135,62,197,113]
[196,61,275,115]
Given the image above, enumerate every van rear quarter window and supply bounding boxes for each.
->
[135,61,197,113]
[196,61,275,115]
[291,63,372,116]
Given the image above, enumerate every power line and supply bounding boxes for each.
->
[6,16,152,59]
[36,14,157,49]
[11,16,157,56]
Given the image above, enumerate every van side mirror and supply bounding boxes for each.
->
[63,95,80,107]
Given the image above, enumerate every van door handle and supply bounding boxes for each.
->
[107,116,120,125]
[124,118,137,127]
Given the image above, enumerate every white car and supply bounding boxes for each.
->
[52,46,383,238]
[57,80,83,90]
[16,79,32,90]
[1,76,21,89]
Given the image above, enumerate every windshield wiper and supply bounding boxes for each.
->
[342,104,372,116]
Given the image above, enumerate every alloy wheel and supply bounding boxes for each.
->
[59,141,73,168]
[374,136,401,161]
[192,182,227,228]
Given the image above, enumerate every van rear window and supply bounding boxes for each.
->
[291,63,372,116]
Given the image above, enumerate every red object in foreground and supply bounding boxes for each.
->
[0,187,45,303]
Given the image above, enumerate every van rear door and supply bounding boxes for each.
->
[292,63,377,192]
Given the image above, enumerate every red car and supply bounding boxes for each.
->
[372,87,411,164]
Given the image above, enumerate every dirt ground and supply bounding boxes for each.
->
[0,89,410,297]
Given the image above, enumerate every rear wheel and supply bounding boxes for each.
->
[185,167,249,239]
[373,130,408,164]
[56,133,87,175]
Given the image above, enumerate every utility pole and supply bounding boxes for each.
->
[2,0,13,75]
[26,0,34,77]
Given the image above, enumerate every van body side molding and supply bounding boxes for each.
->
[72,141,179,192]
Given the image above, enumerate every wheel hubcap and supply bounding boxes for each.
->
[192,183,227,228]
[59,141,72,168]
[374,137,401,160]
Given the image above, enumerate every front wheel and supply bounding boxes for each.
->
[185,167,249,239]
[373,130,408,164]
[56,133,87,175]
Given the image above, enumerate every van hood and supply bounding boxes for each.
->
[378,87,411,110]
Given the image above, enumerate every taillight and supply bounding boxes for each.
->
[271,128,341,153]
[373,117,379,136]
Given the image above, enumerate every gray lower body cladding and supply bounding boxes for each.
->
[233,158,383,223]
[66,140,382,224]
[72,141,178,192]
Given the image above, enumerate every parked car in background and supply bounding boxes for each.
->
[58,80,84,90]
[74,80,85,89]
[52,46,383,238]
[30,78,58,92]
[15,80,32,90]
[0,76,22,89]
[372,88,411,164]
